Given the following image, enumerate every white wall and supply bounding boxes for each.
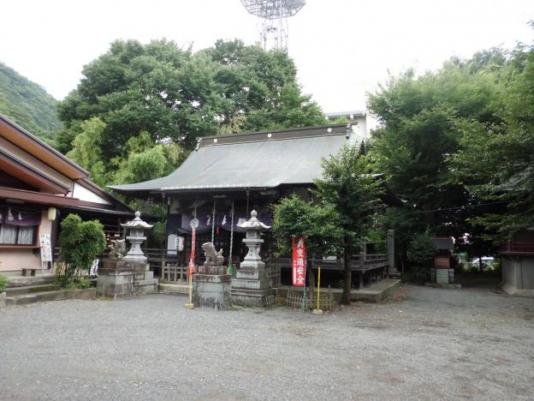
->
[72,183,110,205]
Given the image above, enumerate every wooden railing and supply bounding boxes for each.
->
[269,254,388,272]
[269,254,388,289]
[500,241,534,254]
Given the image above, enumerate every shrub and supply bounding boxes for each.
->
[0,274,7,293]
[407,233,435,282]
[58,214,106,287]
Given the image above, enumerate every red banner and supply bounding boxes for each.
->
[292,237,307,287]
[188,226,197,275]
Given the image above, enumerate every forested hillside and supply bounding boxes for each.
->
[0,62,62,142]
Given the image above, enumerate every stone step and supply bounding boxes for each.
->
[5,288,96,306]
[7,275,56,288]
[159,282,189,295]
[6,283,61,296]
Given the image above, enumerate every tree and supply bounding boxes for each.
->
[58,214,106,286]
[66,117,107,186]
[273,194,343,258]
[272,194,343,296]
[407,232,435,282]
[367,50,506,263]
[57,39,325,186]
[450,41,534,240]
[315,146,383,304]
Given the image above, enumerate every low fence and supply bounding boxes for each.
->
[285,286,336,311]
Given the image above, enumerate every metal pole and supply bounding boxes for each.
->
[313,267,323,314]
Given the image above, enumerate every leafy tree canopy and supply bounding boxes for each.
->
[58,39,325,186]
[450,41,534,239]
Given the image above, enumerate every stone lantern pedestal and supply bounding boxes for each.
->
[231,210,273,307]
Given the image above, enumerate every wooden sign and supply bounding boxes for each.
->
[39,234,52,264]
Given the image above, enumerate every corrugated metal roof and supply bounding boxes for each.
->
[110,124,355,193]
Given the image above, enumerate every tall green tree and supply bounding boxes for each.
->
[451,41,534,239]
[58,39,325,186]
[315,146,383,304]
[367,51,505,256]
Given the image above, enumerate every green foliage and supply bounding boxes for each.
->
[450,42,534,239]
[58,214,106,286]
[272,194,343,257]
[407,233,435,268]
[0,62,62,142]
[0,274,7,293]
[315,146,383,237]
[58,39,325,186]
[315,145,384,304]
[407,233,435,282]
[367,45,528,252]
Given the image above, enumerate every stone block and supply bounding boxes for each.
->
[193,274,232,310]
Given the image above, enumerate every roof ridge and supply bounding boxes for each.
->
[197,124,349,149]
[200,123,347,141]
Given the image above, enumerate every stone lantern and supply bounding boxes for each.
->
[231,210,273,307]
[97,211,157,298]
[121,211,153,265]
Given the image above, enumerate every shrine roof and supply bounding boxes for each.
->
[110,124,360,194]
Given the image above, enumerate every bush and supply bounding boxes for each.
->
[0,274,7,293]
[58,214,106,287]
[407,233,435,283]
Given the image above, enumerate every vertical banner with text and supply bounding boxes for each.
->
[292,237,307,287]
[188,218,199,275]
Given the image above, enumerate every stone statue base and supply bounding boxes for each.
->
[193,274,232,310]
[231,264,273,307]
[96,259,157,298]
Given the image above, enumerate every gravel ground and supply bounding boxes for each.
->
[0,285,533,401]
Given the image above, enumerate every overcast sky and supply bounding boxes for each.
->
[1,0,533,113]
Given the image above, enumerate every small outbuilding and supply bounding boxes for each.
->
[0,114,132,275]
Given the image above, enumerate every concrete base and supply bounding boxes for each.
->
[351,279,401,302]
[502,256,534,295]
[159,282,189,295]
[5,288,96,306]
[231,266,273,307]
[193,274,232,310]
[277,279,402,304]
[97,259,157,299]
[0,292,6,309]
[430,268,454,284]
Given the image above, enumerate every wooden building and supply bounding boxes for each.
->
[111,123,399,286]
[0,115,132,274]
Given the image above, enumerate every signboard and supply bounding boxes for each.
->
[292,237,306,287]
[167,234,178,256]
[39,234,52,264]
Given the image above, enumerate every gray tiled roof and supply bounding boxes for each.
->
[109,124,355,193]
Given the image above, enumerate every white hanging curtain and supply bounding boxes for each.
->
[0,225,17,244]
[17,227,34,244]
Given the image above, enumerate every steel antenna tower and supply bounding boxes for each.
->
[241,0,306,50]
